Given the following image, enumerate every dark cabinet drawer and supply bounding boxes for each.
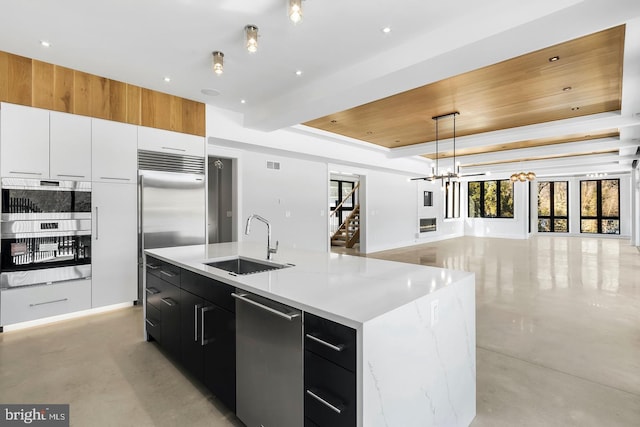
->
[146,274,179,308]
[145,303,162,343]
[181,269,235,313]
[305,312,356,373]
[305,350,356,427]
[146,256,181,287]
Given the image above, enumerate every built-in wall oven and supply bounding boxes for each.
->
[0,178,91,289]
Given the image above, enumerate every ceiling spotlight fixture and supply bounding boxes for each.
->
[549,56,560,62]
[40,40,51,48]
[212,51,224,75]
[510,172,536,182]
[381,27,392,34]
[289,0,302,24]
[163,77,171,83]
[245,25,258,53]
[240,99,246,104]
[587,172,608,178]
[563,86,572,91]
[295,70,303,76]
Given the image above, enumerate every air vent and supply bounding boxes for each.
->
[267,161,281,170]
[138,150,205,174]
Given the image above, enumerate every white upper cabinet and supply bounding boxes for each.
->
[138,126,204,157]
[50,111,92,180]
[92,118,137,183]
[0,103,50,178]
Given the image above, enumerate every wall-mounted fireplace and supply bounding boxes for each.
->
[420,218,437,233]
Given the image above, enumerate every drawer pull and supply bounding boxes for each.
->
[145,318,158,327]
[147,264,159,270]
[145,287,160,295]
[10,171,42,176]
[306,389,343,414]
[161,146,186,152]
[29,298,68,307]
[306,333,345,352]
[100,176,131,181]
[160,270,176,278]
[161,297,176,307]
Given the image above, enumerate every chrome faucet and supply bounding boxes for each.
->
[245,214,278,260]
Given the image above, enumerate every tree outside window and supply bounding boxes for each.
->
[580,179,619,234]
[468,180,514,218]
[537,181,568,232]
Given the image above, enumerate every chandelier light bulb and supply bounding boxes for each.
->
[212,51,224,75]
[245,25,258,53]
[289,0,302,23]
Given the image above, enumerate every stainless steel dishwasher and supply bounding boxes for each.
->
[233,290,303,427]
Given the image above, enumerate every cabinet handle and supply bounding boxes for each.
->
[305,334,345,352]
[160,270,176,278]
[194,304,202,342]
[99,177,131,181]
[306,389,344,414]
[145,287,160,295]
[145,318,158,327]
[95,206,99,240]
[10,171,42,175]
[147,264,159,270]
[161,297,176,307]
[201,306,214,346]
[232,293,300,321]
[29,298,68,307]
[161,146,186,152]
[56,174,85,178]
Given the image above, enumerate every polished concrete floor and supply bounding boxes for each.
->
[1,235,638,426]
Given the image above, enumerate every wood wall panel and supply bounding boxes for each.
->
[53,65,74,113]
[125,84,141,125]
[108,80,127,123]
[7,54,32,106]
[0,50,205,136]
[0,52,8,101]
[32,60,54,110]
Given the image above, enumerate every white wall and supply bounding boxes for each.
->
[416,180,464,244]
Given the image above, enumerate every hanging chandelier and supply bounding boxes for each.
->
[510,172,536,182]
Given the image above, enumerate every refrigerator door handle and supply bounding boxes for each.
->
[140,174,145,258]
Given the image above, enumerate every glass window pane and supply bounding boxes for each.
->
[581,181,597,216]
[554,182,568,216]
[538,218,551,232]
[538,182,551,216]
[453,182,460,218]
[601,179,619,217]
[554,219,568,232]
[499,180,514,218]
[601,219,620,234]
[341,182,354,208]
[483,181,497,217]
[468,182,481,217]
[329,181,339,207]
[581,219,598,233]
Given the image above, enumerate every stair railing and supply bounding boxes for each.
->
[329,182,360,236]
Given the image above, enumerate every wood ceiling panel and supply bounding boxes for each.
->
[304,25,625,150]
[424,130,619,159]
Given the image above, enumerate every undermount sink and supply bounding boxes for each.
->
[204,257,291,275]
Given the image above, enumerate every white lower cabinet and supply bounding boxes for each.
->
[91,182,138,308]
[0,279,91,326]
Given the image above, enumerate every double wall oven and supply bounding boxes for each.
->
[0,178,91,289]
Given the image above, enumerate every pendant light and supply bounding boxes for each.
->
[289,0,302,24]
[245,25,259,53]
[212,51,224,75]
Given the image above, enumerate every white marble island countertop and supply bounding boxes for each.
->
[145,242,473,328]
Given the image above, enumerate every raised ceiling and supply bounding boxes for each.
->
[304,26,625,150]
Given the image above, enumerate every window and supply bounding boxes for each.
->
[329,179,356,224]
[580,179,619,234]
[468,180,514,218]
[537,181,568,232]
[445,181,460,218]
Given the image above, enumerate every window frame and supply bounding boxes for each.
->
[579,178,620,234]
[537,181,569,233]
[467,179,514,219]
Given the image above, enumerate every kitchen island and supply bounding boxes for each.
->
[144,242,476,427]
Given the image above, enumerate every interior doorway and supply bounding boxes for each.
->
[208,157,234,243]
[329,173,362,255]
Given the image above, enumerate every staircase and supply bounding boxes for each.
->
[331,205,360,248]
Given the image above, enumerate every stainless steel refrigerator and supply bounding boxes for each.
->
[138,150,206,299]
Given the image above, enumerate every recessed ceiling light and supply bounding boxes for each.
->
[381,27,392,34]
[40,40,51,48]
[571,106,580,111]
[201,88,221,97]
[549,56,560,62]
[163,77,171,83]
[563,86,572,91]
[240,99,246,104]
[330,119,337,124]
[366,131,373,135]
[295,70,303,76]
